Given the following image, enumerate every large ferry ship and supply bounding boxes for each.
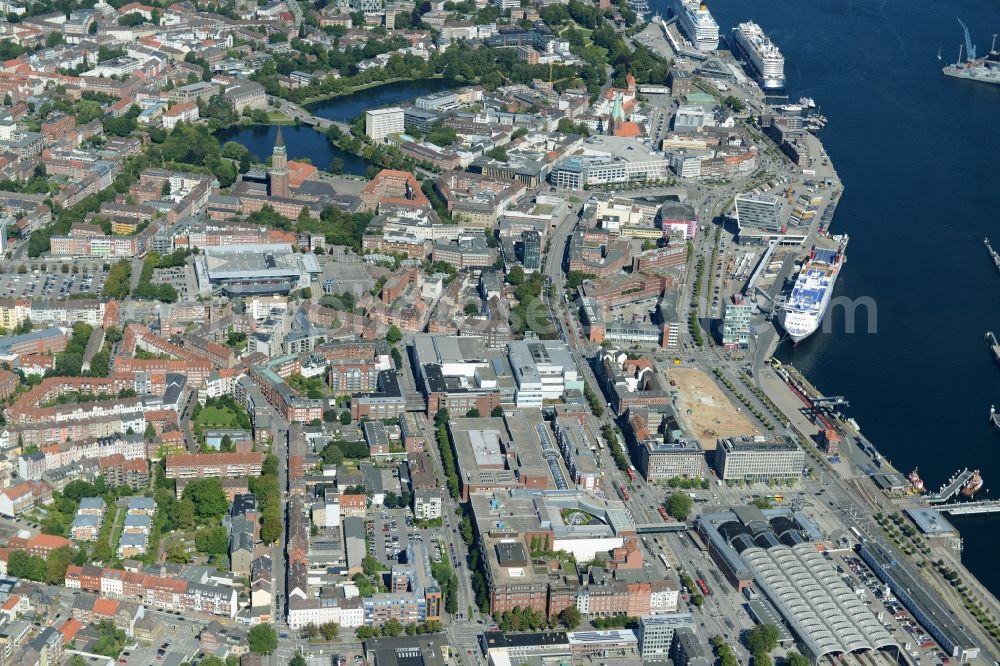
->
[731,22,786,90]
[780,246,845,343]
[672,0,719,51]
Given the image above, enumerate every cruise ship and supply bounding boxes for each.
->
[731,22,785,90]
[672,0,719,51]
[780,247,845,343]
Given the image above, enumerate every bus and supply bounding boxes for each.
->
[658,506,670,522]
[696,578,711,596]
[766,495,784,503]
[627,466,637,482]
[658,552,671,570]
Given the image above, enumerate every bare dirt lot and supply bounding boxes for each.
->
[668,367,758,449]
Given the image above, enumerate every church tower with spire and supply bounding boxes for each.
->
[608,92,624,135]
[269,127,289,198]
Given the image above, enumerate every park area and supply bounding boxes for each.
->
[668,367,757,450]
[196,405,241,428]
[192,397,252,446]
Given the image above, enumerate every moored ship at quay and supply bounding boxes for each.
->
[731,21,786,90]
[671,0,719,51]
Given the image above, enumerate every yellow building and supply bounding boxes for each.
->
[0,299,30,331]
[112,219,139,235]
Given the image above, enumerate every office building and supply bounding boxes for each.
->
[721,302,753,350]
[365,107,405,144]
[520,229,541,270]
[671,627,713,666]
[639,438,704,481]
[637,614,695,662]
[734,194,782,242]
[714,435,803,483]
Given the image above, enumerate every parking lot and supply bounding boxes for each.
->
[832,552,950,665]
[151,266,194,301]
[368,508,414,565]
[0,265,108,299]
[119,615,201,666]
[366,505,457,572]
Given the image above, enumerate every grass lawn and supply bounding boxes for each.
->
[196,405,239,428]
[267,111,295,124]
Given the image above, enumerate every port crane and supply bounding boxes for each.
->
[812,396,849,408]
[957,17,977,61]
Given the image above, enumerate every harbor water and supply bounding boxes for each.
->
[658,0,1000,594]
[215,123,370,176]
[215,79,453,173]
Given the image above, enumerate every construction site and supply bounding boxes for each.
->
[668,366,759,450]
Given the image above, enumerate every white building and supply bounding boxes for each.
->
[507,340,581,407]
[715,435,804,482]
[413,489,442,520]
[365,107,405,143]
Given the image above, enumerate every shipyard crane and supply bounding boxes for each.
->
[958,17,977,61]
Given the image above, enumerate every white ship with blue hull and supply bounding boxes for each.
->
[731,21,786,90]
[672,0,719,51]
[780,247,845,343]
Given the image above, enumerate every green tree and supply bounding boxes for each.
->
[45,546,76,585]
[785,652,810,666]
[665,492,693,521]
[195,526,230,555]
[490,406,504,417]
[248,624,279,654]
[182,478,229,519]
[446,573,459,614]
[321,441,345,466]
[505,265,524,285]
[290,655,307,666]
[8,550,45,581]
[386,325,402,344]
[260,508,283,544]
[559,605,581,629]
[465,408,480,418]
[460,515,474,545]
[320,621,339,640]
[384,619,403,637]
[362,554,384,577]
[165,543,191,564]
[92,620,127,657]
[174,497,196,529]
[747,624,780,656]
[339,411,352,425]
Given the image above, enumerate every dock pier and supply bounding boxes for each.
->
[985,238,1000,272]
[927,468,975,504]
[936,499,1000,515]
[987,332,1000,364]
